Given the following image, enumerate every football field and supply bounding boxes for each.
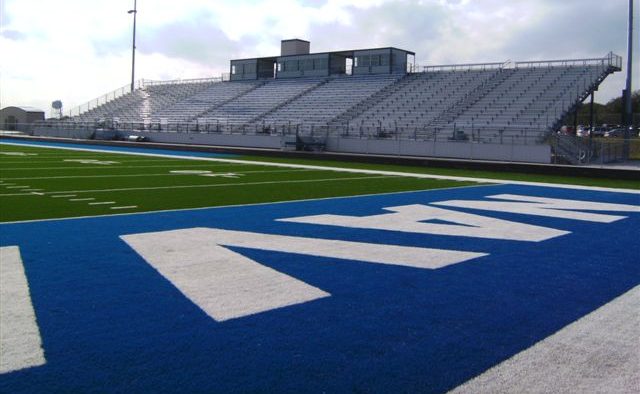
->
[1,140,639,393]
[0,141,478,222]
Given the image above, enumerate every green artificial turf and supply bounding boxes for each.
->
[0,144,478,222]
[238,155,640,190]
[2,142,638,222]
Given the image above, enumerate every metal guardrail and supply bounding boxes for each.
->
[549,133,628,165]
[29,119,549,145]
[410,52,622,74]
[515,52,623,70]
[413,62,504,73]
[66,74,231,118]
[17,120,637,166]
[141,76,224,87]
[66,82,136,118]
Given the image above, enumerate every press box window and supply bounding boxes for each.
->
[314,58,327,70]
[302,59,314,71]
[285,60,299,71]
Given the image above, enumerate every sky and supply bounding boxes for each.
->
[0,0,638,116]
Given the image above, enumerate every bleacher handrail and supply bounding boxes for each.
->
[514,53,622,69]
[418,62,504,72]
[66,81,138,118]
[413,53,622,74]
[67,75,228,118]
[140,76,224,87]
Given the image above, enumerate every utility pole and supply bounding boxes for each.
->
[623,0,634,158]
[128,0,138,92]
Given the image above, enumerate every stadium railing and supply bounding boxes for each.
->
[66,76,228,119]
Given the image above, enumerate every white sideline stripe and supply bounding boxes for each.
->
[122,228,485,321]
[69,198,95,201]
[0,175,394,196]
[51,194,76,198]
[0,163,254,171]
[2,141,639,194]
[0,246,46,374]
[110,205,138,210]
[89,201,115,205]
[0,156,243,161]
[0,168,312,181]
[449,285,640,394]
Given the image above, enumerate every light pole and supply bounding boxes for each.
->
[128,0,137,92]
[623,0,634,157]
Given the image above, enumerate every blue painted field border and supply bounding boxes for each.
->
[0,139,237,159]
[0,183,638,393]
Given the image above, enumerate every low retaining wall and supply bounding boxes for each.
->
[30,128,551,164]
[3,134,638,180]
[32,127,95,140]
[128,131,283,149]
[328,137,550,164]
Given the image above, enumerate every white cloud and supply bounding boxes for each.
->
[1,0,637,113]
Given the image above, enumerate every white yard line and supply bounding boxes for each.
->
[89,201,116,205]
[0,168,313,181]
[0,175,395,197]
[0,163,253,171]
[0,183,494,225]
[110,205,138,210]
[50,194,77,198]
[69,198,95,202]
[1,141,638,194]
[0,158,193,164]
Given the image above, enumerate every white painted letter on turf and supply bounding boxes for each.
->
[280,204,568,242]
[0,246,46,374]
[121,228,486,322]
[433,194,640,223]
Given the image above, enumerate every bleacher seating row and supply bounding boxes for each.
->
[70,59,617,144]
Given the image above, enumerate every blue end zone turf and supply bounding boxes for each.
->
[0,139,237,158]
[0,184,638,393]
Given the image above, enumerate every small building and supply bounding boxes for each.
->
[0,106,45,131]
[230,39,415,81]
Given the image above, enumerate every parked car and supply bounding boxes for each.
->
[576,126,589,137]
[126,135,147,142]
[603,128,626,138]
[591,127,608,137]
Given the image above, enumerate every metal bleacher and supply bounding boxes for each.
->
[196,77,327,127]
[65,53,621,148]
[74,79,218,123]
[151,81,260,122]
[252,74,402,132]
